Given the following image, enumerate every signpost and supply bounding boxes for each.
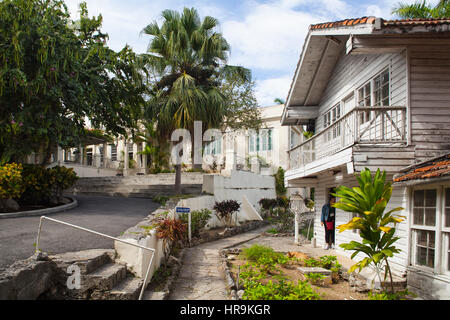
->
[176,207,191,244]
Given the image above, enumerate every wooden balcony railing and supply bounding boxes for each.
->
[288,106,407,170]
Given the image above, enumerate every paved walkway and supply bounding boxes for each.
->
[167,226,270,300]
[0,195,159,269]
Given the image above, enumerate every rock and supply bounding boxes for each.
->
[60,197,72,204]
[167,255,179,266]
[4,199,20,211]
[227,255,237,261]
[237,290,245,299]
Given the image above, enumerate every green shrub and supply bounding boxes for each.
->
[274,167,286,197]
[47,166,78,202]
[179,208,212,237]
[243,279,320,300]
[368,290,412,300]
[153,195,169,206]
[0,162,24,202]
[241,244,278,262]
[20,164,51,205]
[304,273,326,286]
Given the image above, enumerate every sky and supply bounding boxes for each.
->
[65,0,431,107]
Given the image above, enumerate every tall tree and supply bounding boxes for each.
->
[0,0,147,164]
[392,0,450,18]
[141,7,254,193]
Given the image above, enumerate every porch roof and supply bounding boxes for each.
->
[281,17,450,126]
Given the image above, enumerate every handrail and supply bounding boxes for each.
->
[35,216,155,300]
[288,105,407,152]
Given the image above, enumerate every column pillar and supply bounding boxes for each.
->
[102,142,108,168]
[123,138,129,176]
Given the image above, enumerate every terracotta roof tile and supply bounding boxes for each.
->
[393,154,450,183]
[308,17,450,31]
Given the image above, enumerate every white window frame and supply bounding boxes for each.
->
[204,137,222,156]
[248,128,273,152]
[410,184,450,276]
[322,103,341,142]
[356,67,391,125]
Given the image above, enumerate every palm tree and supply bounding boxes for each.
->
[392,0,450,18]
[142,7,250,193]
[274,98,285,105]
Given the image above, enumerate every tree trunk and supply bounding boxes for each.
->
[175,164,181,195]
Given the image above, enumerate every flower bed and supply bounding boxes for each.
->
[220,245,370,300]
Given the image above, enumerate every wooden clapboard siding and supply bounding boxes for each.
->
[313,173,409,275]
[409,42,450,162]
[353,145,416,174]
[315,50,407,132]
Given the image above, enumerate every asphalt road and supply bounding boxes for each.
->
[0,195,159,269]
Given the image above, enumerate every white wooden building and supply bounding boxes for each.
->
[281,17,450,298]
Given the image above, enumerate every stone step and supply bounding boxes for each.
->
[49,249,115,274]
[106,276,143,300]
[87,263,127,291]
[74,185,202,192]
[142,291,166,300]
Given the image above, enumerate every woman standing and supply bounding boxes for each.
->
[321,195,336,250]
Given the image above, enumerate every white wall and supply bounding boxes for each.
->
[312,170,409,276]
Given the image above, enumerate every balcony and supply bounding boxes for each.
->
[288,106,407,171]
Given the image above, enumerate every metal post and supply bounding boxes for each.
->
[35,216,45,254]
[188,210,192,245]
[306,218,313,241]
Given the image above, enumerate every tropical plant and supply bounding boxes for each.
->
[243,279,321,300]
[47,166,78,203]
[304,273,326,286]
[154,217,187,266]
[274,167,287,197]
[302,131,314,140]
[273,98,285,105]
[179,208,212,237]
[20,164,51,205]
[141,8,253,192]
[332,168,405,293]
[213,199,240,227]
[392,0,450,18]
[153,195,170,206]
[0,163,24,208]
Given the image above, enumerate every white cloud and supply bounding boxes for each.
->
[255,75,292,106]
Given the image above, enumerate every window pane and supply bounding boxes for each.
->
[358,88,364,106]
[414,190,424,207]
[425,208,436,226]
[417,246,427,266]
[427,249,435,268]
[413,208,424,225]
[382,69,390,84]
[446,208,450,228]
[448,235,450,271]
[268,130,272,151]
[417,230,428,246]
[425,189,436,207]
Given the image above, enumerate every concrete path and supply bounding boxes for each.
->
[167,226,270,300]
[0,195,159,269]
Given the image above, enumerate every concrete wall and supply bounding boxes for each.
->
[203,170,276,209]
[61,163,119,178]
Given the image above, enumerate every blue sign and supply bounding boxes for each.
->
[176,207,190,213]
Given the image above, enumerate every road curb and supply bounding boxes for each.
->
[0,196,78,219]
